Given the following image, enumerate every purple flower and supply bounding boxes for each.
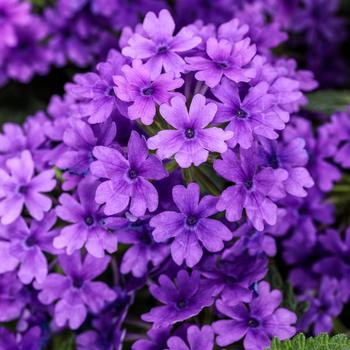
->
[214,148,287,231]
[36,252,116,329]
[0,151,56,224]
[66,50,126,124]
[298,277,344,335]
[142,270,216,327]
[56,119,116,179]
[185,37,256,88]
[0,326,42,350]
[0,0,31,48]
[91,131,167,217]
[114,59,184,125]
[147,94,232,168]
[212,78,285,149]
[199,248,267,305]
[54,177,127,258]
[150,183,232,267]
[122,9,201,77]
[258,138,314,197]
[166,325,214,350]
[213,282,296,350]
[118,219,169,277]
[132,327,171,350]
[0,212,58,284]
[0,272,28,322]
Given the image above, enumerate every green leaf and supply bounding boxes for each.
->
[265,333,350,350]
[306,90,350,115]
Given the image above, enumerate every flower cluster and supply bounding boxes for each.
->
[0,2,349,350]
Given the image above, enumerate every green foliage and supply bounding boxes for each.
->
[266,333,350,350]
[306,90,350,115]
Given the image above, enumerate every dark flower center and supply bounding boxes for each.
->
[176,299,188,309]
[25,235,37,247]
[244,180,253,190]
[84,215,94,226]
[216,61,229,69]
[186,215,198,227]
[141,232,152,244]
[72,276,85,289]
[157,45,168,54]
[270,155,279,169]
[248,318,260,328]
[141,87,154,96]
[185,128,195,139]
[107,87,115,97]
[18,185,28,194]
[128,169,138,179]
[235,108,248,119]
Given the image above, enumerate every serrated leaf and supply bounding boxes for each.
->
[265,333,350,350]
[306,90,350,115]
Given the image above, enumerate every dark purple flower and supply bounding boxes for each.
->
[258,138,314,197]
[298,277,344,335]
[54,177,127,258]
[0,326,42,350]
[118,219,169,277]
[147,94,232,168]
[122,9,201,77]
[214,148,287,231]
[166,325,214,350]
[142,270,215,327]
[0,212,58,284]
[212,78,285,149]
[114,59,184,125]
[36,252,116,329]
[199,248,267,305]
[185,37,256,88]
[56,119,116,179]
[91,131,167,217]
[0,151,56,224]
[132,327,171,350]
[213,282,296,350]
[150,183,232,267]
[0,271,28,322]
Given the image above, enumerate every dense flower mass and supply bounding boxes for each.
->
[0,1,350,349]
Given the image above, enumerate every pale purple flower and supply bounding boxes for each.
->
[166,325,214,350]
[150,183,232,267]
[147,94,232,168]
[213,282,296,350]
[0,151,56,224]
[0,212,58,284]
[36,252,116,330]
[122,9,201,77]
[142,270,216,327]
[54,177,127,258]
[185,37,256,87]
[114,59,184,125]
[91,131,167,217]
[212,78,285,149]
[66,50,126,124]
[214,148,287,231]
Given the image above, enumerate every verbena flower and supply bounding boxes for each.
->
[148,94,232,168]
[150,183,232,267]
[213,281,296,349]
[36,252,116,329]
[0,151,56,224]
[114,59,184,125]
[122,9,201,77]
[142,270,216,327]
[91,131,167,217]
